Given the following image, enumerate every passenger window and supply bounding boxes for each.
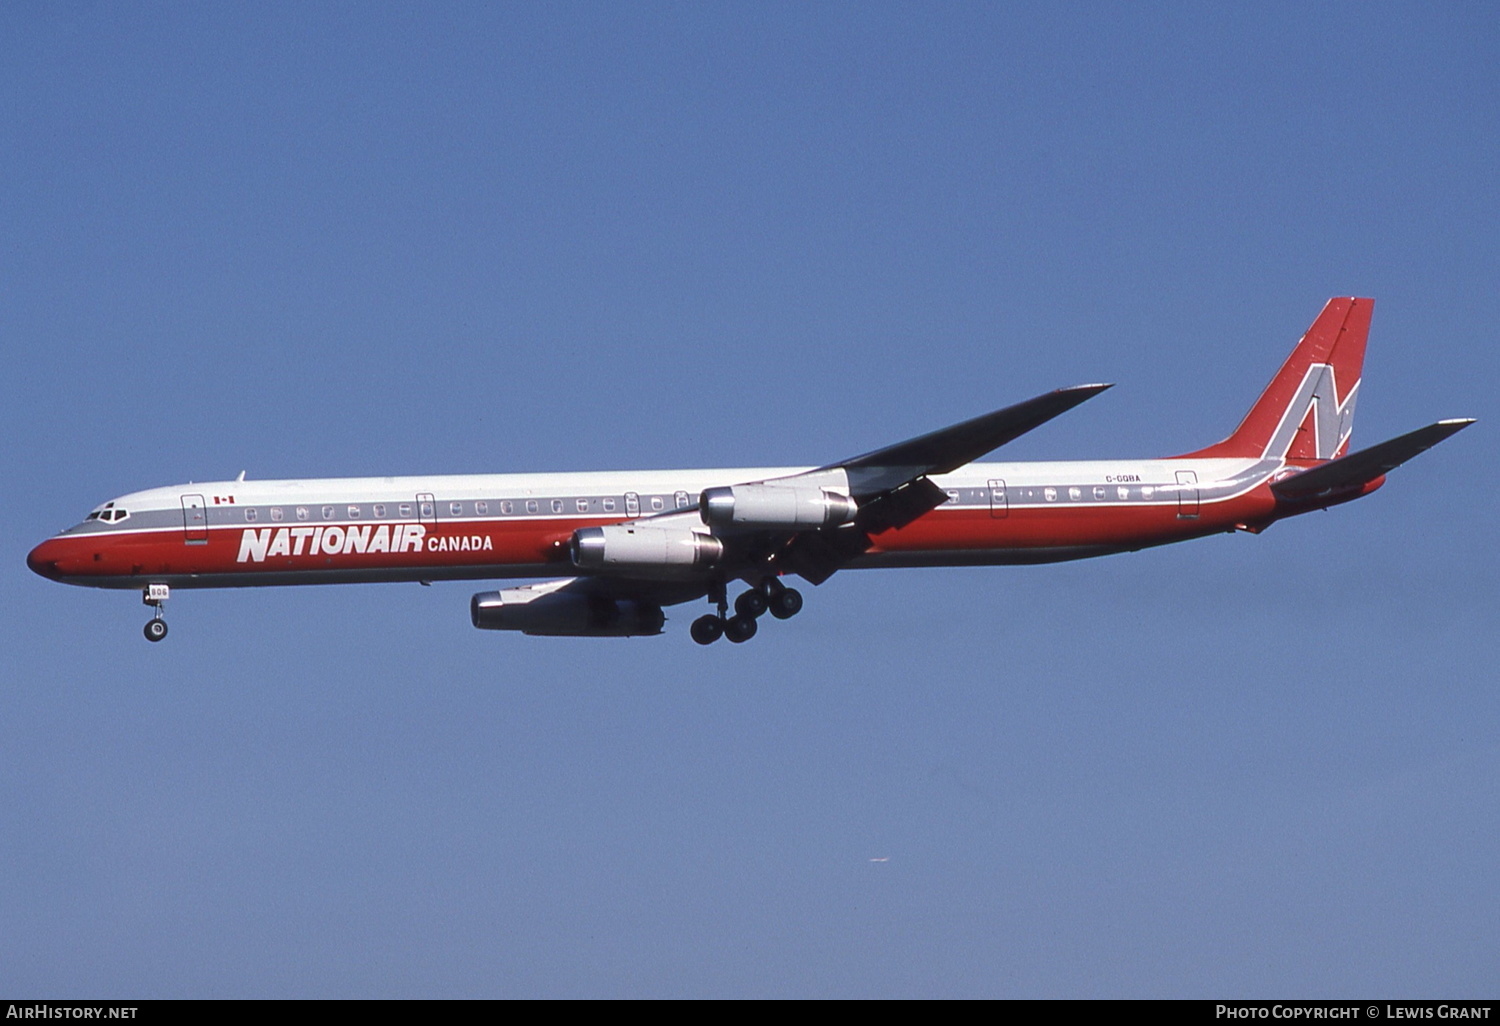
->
[296,507,309,521]
[399,504,412,518]
[650,496,664,511]
[526,500,539,514]
[450,502,463,517]
[271,507,283,522]
[675,491,689,509]
[1069,487,1081,501]
[500,501,513,515]
[576,498,588,512]
[1117,486,1129,501]
[348,505,361,518]
[551,499,564,514]
[322,506,335,520]
[1141,486,1155,500]
[476,501,488,515]
[1044,488,1057,502]
[603,498,616,512]
[245,508,258,522]
[1093,486,1106,500]
[946,490,959,503]
[374,504,386,518]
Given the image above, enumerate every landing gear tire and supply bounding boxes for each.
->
[734,589,768,619]
[768,587,803,619]
[725,615,758,643]
[144,618,168,643]
[691,615,725,646]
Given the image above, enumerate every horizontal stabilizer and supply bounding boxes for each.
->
[1271,419,1475,500]
[827,383,1112,497]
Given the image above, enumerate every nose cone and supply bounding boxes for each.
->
[27,538,66,581]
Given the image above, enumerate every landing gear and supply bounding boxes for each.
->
[751,577,803,620]
[691,577,802,644]
[724,615,758,643]
[690,614,725,646]
[768,587,803,619]
[734,589,768,619]
[142,583,170,642]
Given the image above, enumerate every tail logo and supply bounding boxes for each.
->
[1265,364,1358,462]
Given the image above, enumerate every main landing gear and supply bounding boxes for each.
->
[142,583,170,642]
[690,578,803,646]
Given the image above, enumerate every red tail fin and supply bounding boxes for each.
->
[1181,297,1371,460]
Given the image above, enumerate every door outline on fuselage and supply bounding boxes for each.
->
[988,479,1009,519]
[417,493,436,524]
[181,494,208,544]
[1175,470,1200,518]
[625,491,640,518]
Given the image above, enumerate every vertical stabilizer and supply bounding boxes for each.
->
[1180,297,1372,461]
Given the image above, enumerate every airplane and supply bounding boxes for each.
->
[27,297,1473,645]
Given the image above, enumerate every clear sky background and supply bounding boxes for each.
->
[2,3,1496,998]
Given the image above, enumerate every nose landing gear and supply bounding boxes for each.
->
[142,583,170,642]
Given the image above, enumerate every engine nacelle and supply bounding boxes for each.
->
[471,587,664,637]
[570,525,723,571]
[700,484,858,531]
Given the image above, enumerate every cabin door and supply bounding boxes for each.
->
[180,494,208,544]
[988,479,1009,519]
[1175,470,1200,519]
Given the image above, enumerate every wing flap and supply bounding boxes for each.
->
[762,385,1112,583]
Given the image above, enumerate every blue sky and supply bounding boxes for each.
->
[3,3,1496,997]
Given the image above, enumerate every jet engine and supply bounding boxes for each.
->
[570,525,723,571]
[471,586,664,637]
[699,484,857,531]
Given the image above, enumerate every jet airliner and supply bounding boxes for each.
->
[27,298,1472,644]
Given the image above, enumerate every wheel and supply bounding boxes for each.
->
[768,587,803,619]
[724,614,758,643]
[734,589,768,619]
[690,615,724,645]
[144,619,168,642]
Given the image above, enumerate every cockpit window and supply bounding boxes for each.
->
[88,503,129,523]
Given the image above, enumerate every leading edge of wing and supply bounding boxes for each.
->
[819,383,1113,497]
